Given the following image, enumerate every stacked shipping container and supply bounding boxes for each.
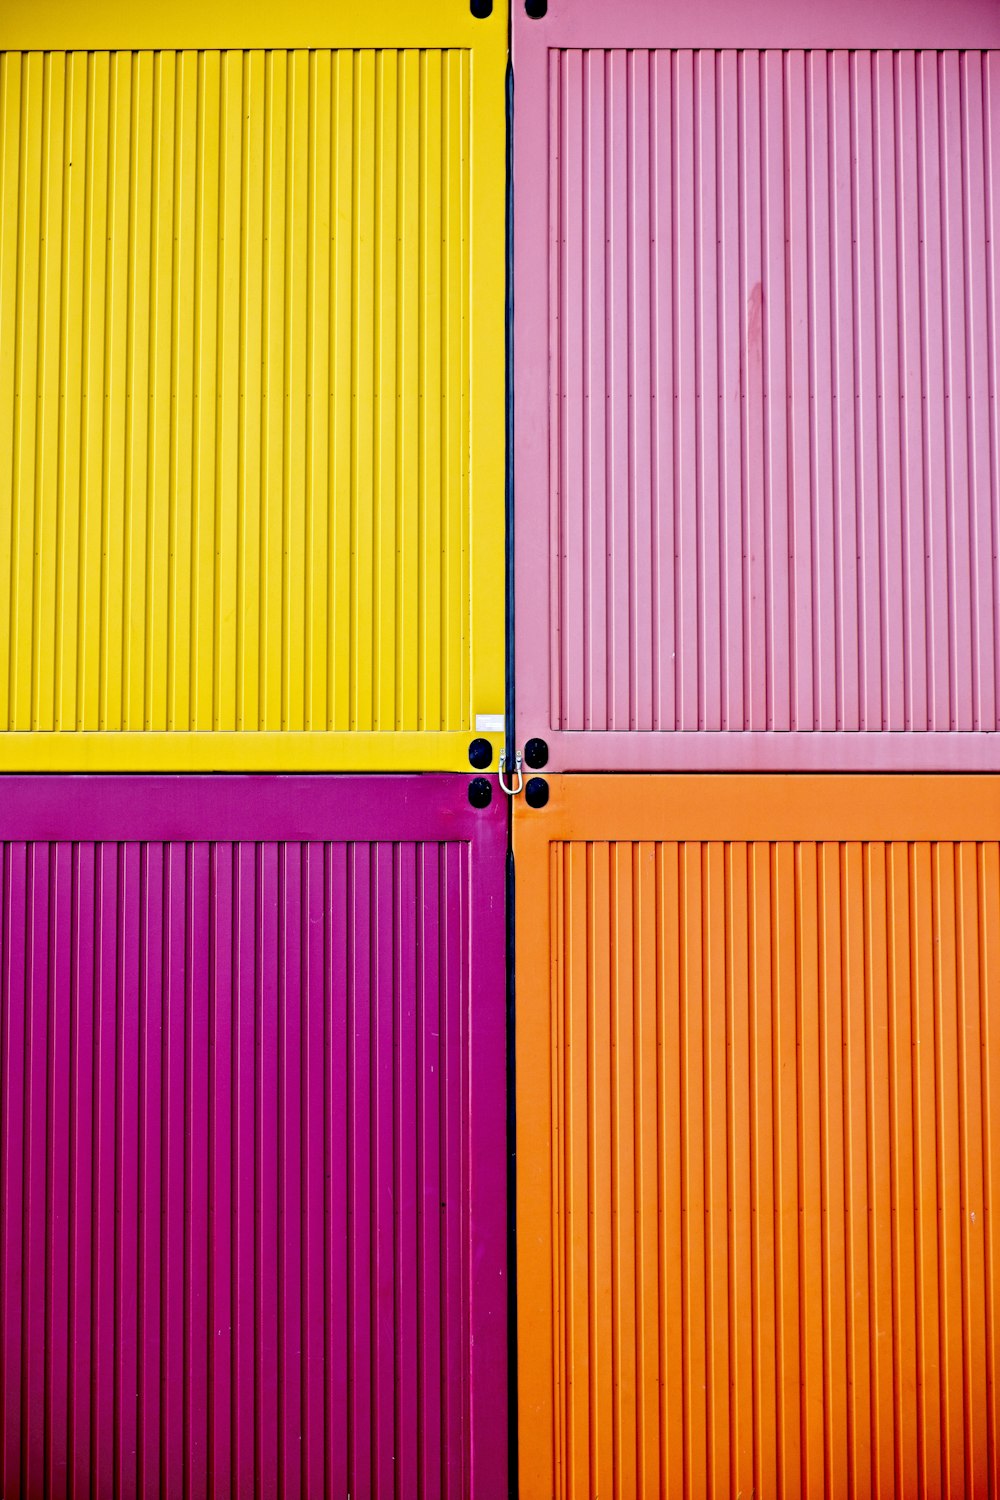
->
[514,0,1000,1496]
[1,0,999,1493]
[514,0,1000,770]
[516,777,1000,1497]
[0,0,509,1496]
[0,777,506,1498]
[0,0,506,771]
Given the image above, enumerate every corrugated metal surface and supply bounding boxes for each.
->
[547,48,999,734]
[0,28,506,770]
[0,775,507,1500]
[516,776,1000,1500]
[513,34,1000,768]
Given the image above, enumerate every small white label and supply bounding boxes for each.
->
[475,713,505,733]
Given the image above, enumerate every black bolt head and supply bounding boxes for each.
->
[525,777,549,809]
[524,737,549,769]
[470,0,493,14]
[525,0,547,15]
[468,777,493,809]
[468,737,493,769]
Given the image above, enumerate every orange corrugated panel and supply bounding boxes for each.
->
[516,776,1000,1500]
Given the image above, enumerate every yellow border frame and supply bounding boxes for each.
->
[0,730,500,771]
[0,0,507,772]
[0,0,506,51]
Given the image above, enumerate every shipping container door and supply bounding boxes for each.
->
[0,0,506,771]
[0,773,506,1499]
[516,774,1000,1499]
[514,0,1000,770]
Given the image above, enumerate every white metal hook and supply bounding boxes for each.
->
[498,749,523,796]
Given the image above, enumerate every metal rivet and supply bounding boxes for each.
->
[525,777,549,809]
[468,777,493,809]
[524,737,549,769]
[468,737,493,769]
[471,0,493,15]
[525,0,547,15]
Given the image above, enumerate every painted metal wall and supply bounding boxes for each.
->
[0,0,506,771]
[514,0,1000,770]
[516,775,1000,1500]
[0,775,507,1500]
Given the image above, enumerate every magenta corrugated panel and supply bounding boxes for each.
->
[514,0,1000,770]
[0,776,506,1500]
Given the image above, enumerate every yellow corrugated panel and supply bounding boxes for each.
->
[0,1,505,770]
[517,776,1000,1500]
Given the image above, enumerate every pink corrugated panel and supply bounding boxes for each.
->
[514,0,1000,770]
[0,776,507,1500]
